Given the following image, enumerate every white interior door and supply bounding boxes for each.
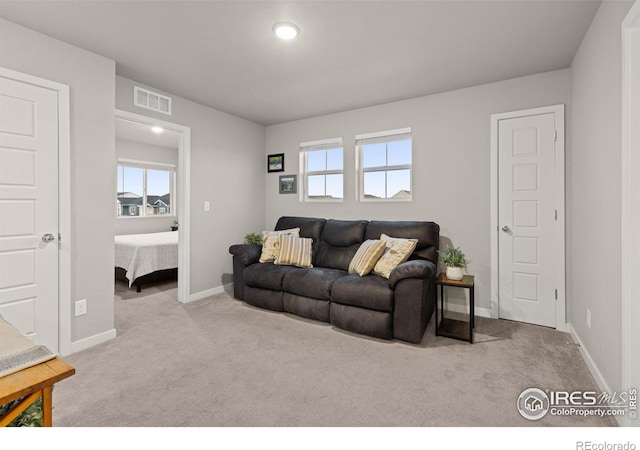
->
[497,111,559,328]
[0,75,59,352]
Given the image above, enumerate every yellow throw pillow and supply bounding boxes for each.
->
[372,234,418,279]
[274,235,313,268]
[259,227,300,263]
[348,239,387,277]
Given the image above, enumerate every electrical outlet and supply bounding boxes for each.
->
[586,309,591,329]
[75,299,87,317]
[204,201,210,212]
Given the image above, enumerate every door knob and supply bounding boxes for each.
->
[42,233,56,243]
[501,225,511,233]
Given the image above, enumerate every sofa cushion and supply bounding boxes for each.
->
[283,267,347,300]
[274,235,313,268]
[372,234,418,279]
[244,263,300,291]
[259,227,300,263]
[331,274,394,313]
[314,219,368,271]
[348,239,386,276]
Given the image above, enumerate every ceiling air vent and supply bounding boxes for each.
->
[134,86,172,115]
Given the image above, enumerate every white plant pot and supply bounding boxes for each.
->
[446,266,464,281]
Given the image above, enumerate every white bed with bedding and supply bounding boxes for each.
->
[114,231,178,290]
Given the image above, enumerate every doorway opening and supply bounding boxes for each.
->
[114,110,191,303]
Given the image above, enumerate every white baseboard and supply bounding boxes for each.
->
[67,328,116,356]
[567,323,625,427]
[188,283,233,303]
[567,324,612,393]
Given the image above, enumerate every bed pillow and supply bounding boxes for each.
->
[348,239,387,277]
[274,235,313,268]
[259,228,300,263]
[372,234,418,279]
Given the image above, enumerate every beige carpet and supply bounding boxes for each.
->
[51,279,617,427]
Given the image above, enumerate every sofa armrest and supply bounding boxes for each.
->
[388,260,437,288]
[229,244,262,266]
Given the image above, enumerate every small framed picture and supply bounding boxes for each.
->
[279,175,297,194]
[267,153,285,173]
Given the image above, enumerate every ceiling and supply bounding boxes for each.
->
[0,1,601,126]
[115,118,181,149]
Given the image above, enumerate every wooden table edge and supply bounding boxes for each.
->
[0,357,75,405]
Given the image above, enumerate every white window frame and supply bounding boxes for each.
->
[299,137,344,202]
[356,127,412,202]
[116,158,177,218]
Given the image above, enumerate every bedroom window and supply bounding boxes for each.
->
[116,159,176,218]
[356,128,412,201]
[299,137,344,201]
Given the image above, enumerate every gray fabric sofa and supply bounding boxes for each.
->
[228,216,440,344]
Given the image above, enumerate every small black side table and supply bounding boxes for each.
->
[435,273,475,343]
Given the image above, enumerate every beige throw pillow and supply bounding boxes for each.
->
[259,227,300,263]
[372,234,418,279]
[274,235,313,268]
[348,239,387,277]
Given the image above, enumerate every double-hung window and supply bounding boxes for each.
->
[356,128,412,201]
[116,159,176,217]
[300,137,344,201]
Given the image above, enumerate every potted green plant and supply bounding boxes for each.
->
[438,247,468,280]
[0,395,44,427]
[244,232,262,245]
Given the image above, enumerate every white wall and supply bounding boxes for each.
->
[115,139,178,235]
[0,17,265,347]
[0,18,116,345]
[569,0,633,394]
[265,69,571,312]
[115,76,266,295]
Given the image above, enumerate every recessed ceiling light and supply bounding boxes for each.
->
[151,126,164,134]
[273,22,299,41]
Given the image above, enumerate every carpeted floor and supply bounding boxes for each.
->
[52,279,617,427]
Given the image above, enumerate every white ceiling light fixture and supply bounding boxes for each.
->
[151,126,164,134]
[273,22,299,41]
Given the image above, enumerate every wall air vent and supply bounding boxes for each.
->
[134,86,172,115]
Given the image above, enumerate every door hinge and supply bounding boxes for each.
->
[555,210,558,220]
[555,289,558,300]
[554,130,558,142]
[58,233,62,242]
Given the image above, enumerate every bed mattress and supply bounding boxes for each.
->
[114,231,178,287]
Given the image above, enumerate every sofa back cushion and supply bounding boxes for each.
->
[273,217,440,270]
[365,221,440,266]
[275,216,326,254]
[315,219,368,271]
